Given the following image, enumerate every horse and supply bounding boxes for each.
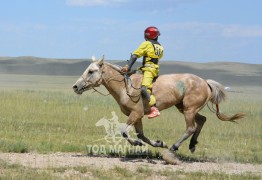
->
[72,56,244,154]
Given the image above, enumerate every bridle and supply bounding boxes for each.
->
[80,70,107,95]
[81,64,141,100]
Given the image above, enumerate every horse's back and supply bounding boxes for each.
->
[155,73,207,89]
[131,72,209,95]
[153,73,211,109]
[130,72,211,109]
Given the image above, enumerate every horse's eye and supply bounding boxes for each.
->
[88,70,94,75]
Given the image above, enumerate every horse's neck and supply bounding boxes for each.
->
[102,65,125,99]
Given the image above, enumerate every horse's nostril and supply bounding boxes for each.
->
[73,85,77,89]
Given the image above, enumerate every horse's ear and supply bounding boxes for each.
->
[91,56,96,62]
[97,55,104,67]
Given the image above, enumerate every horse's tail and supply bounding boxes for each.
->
[206,79,245,121]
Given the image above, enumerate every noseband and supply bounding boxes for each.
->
[81,66,110,96]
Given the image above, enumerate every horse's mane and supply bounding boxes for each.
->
[104,62,123,73]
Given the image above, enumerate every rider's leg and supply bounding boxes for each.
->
[141,86,150,102]
[142,70,160,118]
[141,70,154,103]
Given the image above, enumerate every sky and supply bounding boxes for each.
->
[0,0,261,64]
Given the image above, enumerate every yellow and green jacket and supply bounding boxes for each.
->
[132,40,164,69]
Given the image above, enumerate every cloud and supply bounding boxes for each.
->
[0,22,48,34]
[162,22,223,37]
[65,0,128,7]
[222,25,262,37]
[65,0,200,10]
[162,22,262,38]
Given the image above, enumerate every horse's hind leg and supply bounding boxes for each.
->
[134,119,168,148]
[170,109,197,151]
[189,113,206,153]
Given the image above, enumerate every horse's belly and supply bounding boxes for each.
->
[153,77,184,109]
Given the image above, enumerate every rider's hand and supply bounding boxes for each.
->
[121,65,128,73]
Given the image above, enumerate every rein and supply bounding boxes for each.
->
[92,87,110,96]
[101,66,141,99]
[123,73,142,90]
[123,72,142,99]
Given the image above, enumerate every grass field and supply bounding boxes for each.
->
[0,159,260,180]
[0,73,261,179]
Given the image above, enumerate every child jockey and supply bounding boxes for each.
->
[121,26,164,118]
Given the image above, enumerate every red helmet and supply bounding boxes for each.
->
[144,26,160,40]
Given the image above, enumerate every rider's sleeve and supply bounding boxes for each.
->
[127,41,149,71]
[132,41,149,58]
[159,49,164,59]
[127,54,138,71]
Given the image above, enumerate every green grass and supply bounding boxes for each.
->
[0,74,261,178]
[0,160,57,180]
[0,90,262,163]
[0,81,261,163]
[1,160,260,180]
[0,89,113,153]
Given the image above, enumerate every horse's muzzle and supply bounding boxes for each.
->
[72,84,83,95]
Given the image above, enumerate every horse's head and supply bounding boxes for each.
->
[72,56,104,95]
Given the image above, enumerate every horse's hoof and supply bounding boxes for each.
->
[190,147,196,153]
[169,145,179,152]
[161,141,168,148]
[133,140,144,146]
[162,142,168,149]
[189,142,197,153]
[155,140,168,148]
[189,140,198,151]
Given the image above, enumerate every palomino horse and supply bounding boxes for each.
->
[72,56,244,153]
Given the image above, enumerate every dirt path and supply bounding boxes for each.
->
[0,152,261,176]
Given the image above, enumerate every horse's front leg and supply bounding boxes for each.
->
[121,112,144,146]
[134,119,168,148]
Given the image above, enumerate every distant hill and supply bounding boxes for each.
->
[0,56,261,86]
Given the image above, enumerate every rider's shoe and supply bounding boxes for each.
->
[148,106,160,119]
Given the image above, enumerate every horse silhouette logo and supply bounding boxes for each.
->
[95,111,134,145]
